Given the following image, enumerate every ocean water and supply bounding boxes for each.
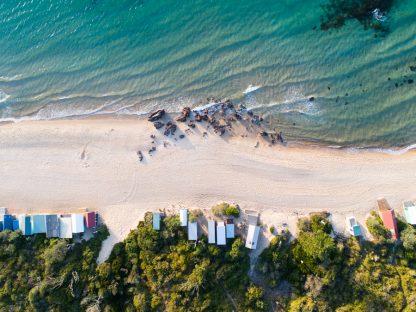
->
[0,0,415,147]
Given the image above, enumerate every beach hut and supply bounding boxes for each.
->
[226,219,235,238]
[403,201,416,225]
[180,209,188,227]
[85,211,96,229]
[153,212,161,231]
[346,216,361,237]
[0,221,3,231]
[12,219,19,231]
[208,220,216,244]
[32,215,46,234]
[45,215,60,238]
[72,214,85,234]
[0,207,7,215]
[377,198,399,240]
[18,215,32,235]
[2,214,13,231]
[216,222,226,245]
[59,216,73,239]
[188,222,198,240]
[245,224,260,249]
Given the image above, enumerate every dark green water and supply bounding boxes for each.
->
[0,0,415,147]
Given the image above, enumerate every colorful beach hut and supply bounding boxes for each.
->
[216,222,226,245]
[45,215,60,238]
[377,198,399,240]
[208,220,216,244]
[12,219,19,231]
[188,222,198,241]
[2,214,13,231]
[346,216,361,237]
[226,219,235,238]
[32,215,46,234]
[18,215,32,235]
[85,211,96,228]
[403,201,416,225]
[153,212,161,230]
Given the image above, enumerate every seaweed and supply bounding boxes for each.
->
[320,0,395,32]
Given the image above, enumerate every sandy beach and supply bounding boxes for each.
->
[1,116,415,261]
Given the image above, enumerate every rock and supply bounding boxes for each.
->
[187,122,196,128]
[176,107,191,122]
[164,121,177,136]
[259,131,268,137]
[150,134,156,139]
[148,109,165,122]
[410,66,416,72]
[137,151,143,162]
[153,121,165,129]
[247,110,254,116]
[179,134,185,139]
[194,113,203,122]
[309,97,315,101]
[408,79,414,84]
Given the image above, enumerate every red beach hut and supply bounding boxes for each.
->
[85,211,96,228]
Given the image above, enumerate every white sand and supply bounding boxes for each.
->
[1,117,415,261]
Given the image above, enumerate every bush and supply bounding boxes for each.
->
[211,202,240,217]
[366,215,391,241]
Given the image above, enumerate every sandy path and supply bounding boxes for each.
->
[0,118,415,261]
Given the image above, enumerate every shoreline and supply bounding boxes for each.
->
[2,113,416,153]
[1,115,415,261]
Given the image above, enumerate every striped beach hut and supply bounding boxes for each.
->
[18,215,32,235]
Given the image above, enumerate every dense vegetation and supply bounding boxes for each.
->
[2,209,416,311]
[0,213,266,311]
[257,212,416,311]
[0,225,109,311]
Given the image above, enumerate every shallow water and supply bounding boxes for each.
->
[0,0,415,147]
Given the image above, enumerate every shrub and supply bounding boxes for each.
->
[269,226,275,234]
[366,215,391,241]
[211,202,240,217]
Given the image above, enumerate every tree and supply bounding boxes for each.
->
[297,230,335,263]
[401,227,416,251]
[245,285,267,311]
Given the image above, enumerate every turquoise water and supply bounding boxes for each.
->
[0,0,415,147]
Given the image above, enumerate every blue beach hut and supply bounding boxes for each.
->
[32,215,46,234]
[2,214,13,231]
[12,220,19,231]
[19,215,32,235]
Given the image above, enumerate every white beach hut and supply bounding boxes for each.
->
[153,212,161,230]
[208,220,216,244]
[216,221,226,245]
[180,209,188,227]
[245,224,260,250]
[188,222,198,241]
[71,213,85,234]
[59,216,73,239]
[403,201,416,225]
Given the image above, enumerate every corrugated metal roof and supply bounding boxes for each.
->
[32,215,46,234]
[180,209,187,226]
[380,210,399,240]
[245,225,260,249]
[72,214,85,233]
[403,201,416,225]
[188,222,198,240]
[2,215,13,231]
[153,212,161,230]
[85,212,96,228]
[18,215,32,235]
[208,220,216,244]
[45,215,60,238]
[216,222,226,245]
[59,217,73,239]
[226,223,235,238]
[12,220,19,231]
